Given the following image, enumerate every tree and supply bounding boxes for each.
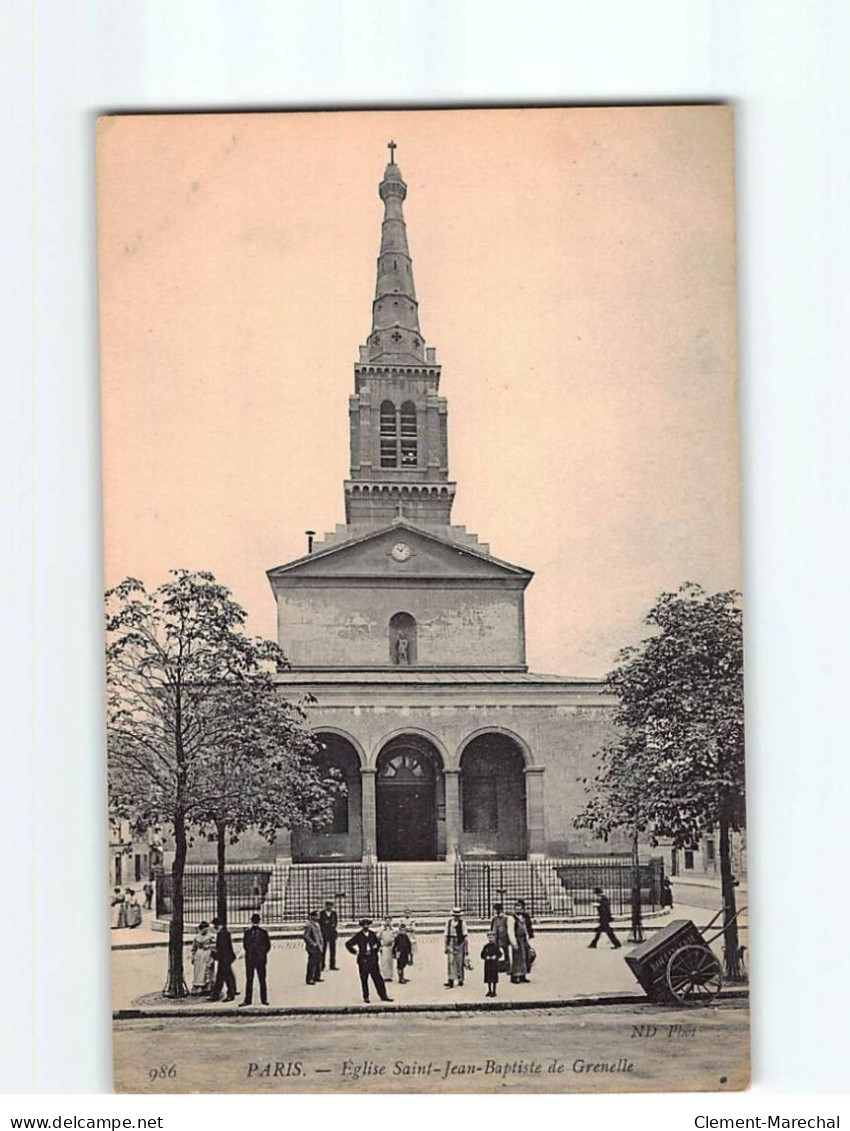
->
[574,733,653,942]
[190,679,341,926]
[578,583,746,978]
[105,570,334,997]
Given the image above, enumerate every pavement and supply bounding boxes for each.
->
[111,900,749,1016]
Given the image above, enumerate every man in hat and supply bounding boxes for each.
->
[303,910,324,985]
[240,912,272,1006]
[588,886,622,949]
[319,899,339,971]
[344,918,393,1004]
[209,917,237,1002]
[444,908,469,988]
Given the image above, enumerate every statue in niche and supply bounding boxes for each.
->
[395,632,410,664]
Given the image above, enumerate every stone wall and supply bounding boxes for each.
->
[276,584,525,668]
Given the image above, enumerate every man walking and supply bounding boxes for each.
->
[304,910,324,985]
[142,880,154,911]
[209,917,237,1002]
[345,918,393,1004]
[319,899,339,971]
[240,912,272,1006]
[588,886,622,949]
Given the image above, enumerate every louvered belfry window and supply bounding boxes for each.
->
[380,400,398,468]
[380,400,418,468]
[400,401,418,466]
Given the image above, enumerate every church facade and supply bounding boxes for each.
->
[263,149,620,865]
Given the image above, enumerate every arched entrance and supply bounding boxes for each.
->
[376,735,442,860]
[292,732,363,863]
[460,732,528,859]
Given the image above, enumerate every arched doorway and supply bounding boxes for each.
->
[292,733,362,863]
[376,735,441,860]
[460,733,528,859]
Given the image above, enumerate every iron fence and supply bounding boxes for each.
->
[155,862,388,924]
[155,865,272,923]
[280,863,388,922]
[455,855,664,919]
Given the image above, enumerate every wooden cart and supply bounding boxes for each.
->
[624,909,741,1005]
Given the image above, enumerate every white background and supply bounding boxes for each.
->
[3,0,849,1119]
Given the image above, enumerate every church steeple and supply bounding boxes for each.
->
[366,143,426,365]
[344,146,455,527]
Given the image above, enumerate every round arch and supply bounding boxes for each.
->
[369,726,449,770]
[457,730,529,860]
[374,731,446,861]
[455,726,534,770]
[311,726,367,768]
[292,730,364,864]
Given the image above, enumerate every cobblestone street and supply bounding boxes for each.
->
[114,999,750,1093]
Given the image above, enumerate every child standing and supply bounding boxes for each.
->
[392,922,413,984]
[480,931,501,998]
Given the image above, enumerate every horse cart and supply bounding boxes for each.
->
[624,908,743,1006]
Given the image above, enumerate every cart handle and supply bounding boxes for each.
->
[700,905,747,945]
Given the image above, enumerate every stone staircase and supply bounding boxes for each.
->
[385,862,456,916]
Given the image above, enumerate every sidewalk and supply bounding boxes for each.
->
[112,901,749,1015]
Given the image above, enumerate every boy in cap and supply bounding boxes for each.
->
[480,930,501,997]
[392,922,413,984]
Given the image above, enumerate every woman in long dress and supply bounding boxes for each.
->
[124,889,142,929]
[190,921,216,994]
[377,917,396,982]
[509,899,534,983]
[111,888,126,929]
[444,909,469,988]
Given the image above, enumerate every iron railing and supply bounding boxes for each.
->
[280,862,388,922]
[455,855,664,918]
[155,862,388,924]
[155,865,272,923]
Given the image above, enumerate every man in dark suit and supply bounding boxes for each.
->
[588,886,622,949]
[345,918,393,1003]
[209,917,238,1002]
[319,899,339,971]
[240,912,272,1005]
[303,910,324,985]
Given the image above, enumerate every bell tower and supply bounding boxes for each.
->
[344,143,455,527]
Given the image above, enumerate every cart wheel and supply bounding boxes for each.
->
[665,945,723,1005]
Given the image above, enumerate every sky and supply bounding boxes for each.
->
[98,106,740,678]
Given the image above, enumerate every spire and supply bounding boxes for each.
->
[346,146,454,527]
[365,143,427,364]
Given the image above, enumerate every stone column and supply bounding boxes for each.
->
[524,766,546,860]
[444,768,461,862]
[361,767,378,861]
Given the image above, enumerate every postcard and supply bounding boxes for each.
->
[98,106,747,1093]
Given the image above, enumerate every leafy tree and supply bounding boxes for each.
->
[574,733,653,942]
[105,570,335,997]
[190,679,341,926]
[577,583,746,978]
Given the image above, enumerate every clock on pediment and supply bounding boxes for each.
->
[390,541,412,562]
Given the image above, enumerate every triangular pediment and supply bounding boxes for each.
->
[268,520,532,585]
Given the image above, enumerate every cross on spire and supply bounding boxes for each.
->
[388,139,397,164]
